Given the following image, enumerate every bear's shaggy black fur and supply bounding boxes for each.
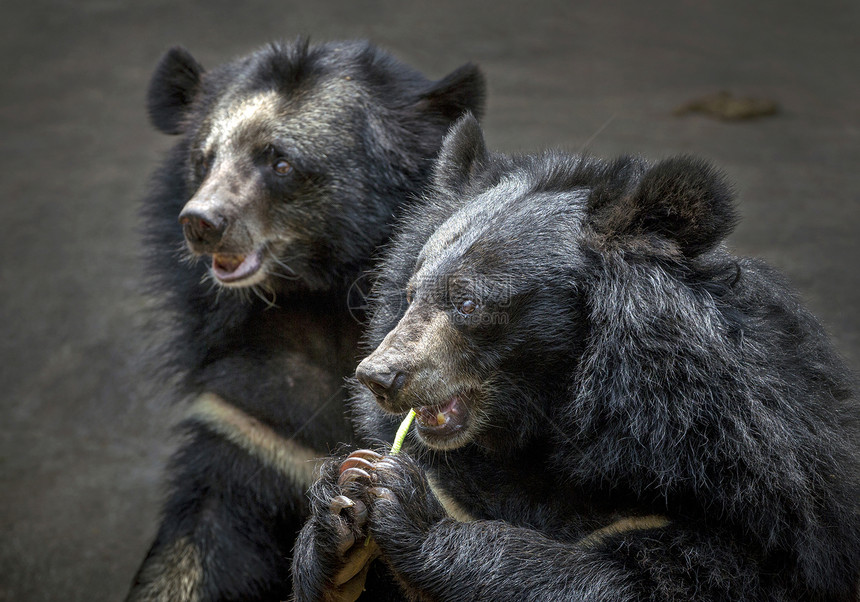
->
[293,115,860,601]
[126,41,484,601]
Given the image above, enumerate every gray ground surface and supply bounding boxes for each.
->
[1,1,857,600]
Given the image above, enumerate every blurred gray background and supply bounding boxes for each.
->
[1,1,857,600]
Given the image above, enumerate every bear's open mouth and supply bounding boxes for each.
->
[413,392,469,440]
[211,250,264,285]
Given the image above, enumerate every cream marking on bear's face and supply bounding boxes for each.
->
[380,307,468,394]
[369,304,450,364]
[187,392,324,488]
[203,91,283,157]
[202,78,367,162]
[412,310,451,360]
[280,76,365,138]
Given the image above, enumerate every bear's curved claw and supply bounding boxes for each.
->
[337,467,372,487]
[339,456,376,474]
[347,449,384,463]
[329,495,355,515]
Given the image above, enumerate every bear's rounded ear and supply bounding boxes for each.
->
[416,63,486,123]
[147,46,204,135]
[589,155,737,257]
[433,113,489,195]
[632,156,737,256]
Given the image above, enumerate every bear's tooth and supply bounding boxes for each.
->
[436,412,446,426]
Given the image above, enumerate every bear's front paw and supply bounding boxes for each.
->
[293,451,385,602]
[326,494,378,593]
[338,450,447,549]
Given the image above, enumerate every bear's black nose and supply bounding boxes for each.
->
[356,366,405,403]
[179,209,226,247]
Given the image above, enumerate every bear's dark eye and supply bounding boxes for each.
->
[273,158,292,176]
[458,299,477,315]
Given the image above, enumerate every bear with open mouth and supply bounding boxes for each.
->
[126,40,485,601]
[292,114,860,601]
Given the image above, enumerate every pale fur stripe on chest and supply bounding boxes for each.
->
[577,515,671,549]
[427,474,476,523]
[187,392,324,489]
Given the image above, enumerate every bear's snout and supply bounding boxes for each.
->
[355,359,406,406]
[179,207,227,249]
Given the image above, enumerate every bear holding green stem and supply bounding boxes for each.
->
[293,114,860,601]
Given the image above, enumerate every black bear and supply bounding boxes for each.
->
[125,40,485,601]
[293,114,860,601]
